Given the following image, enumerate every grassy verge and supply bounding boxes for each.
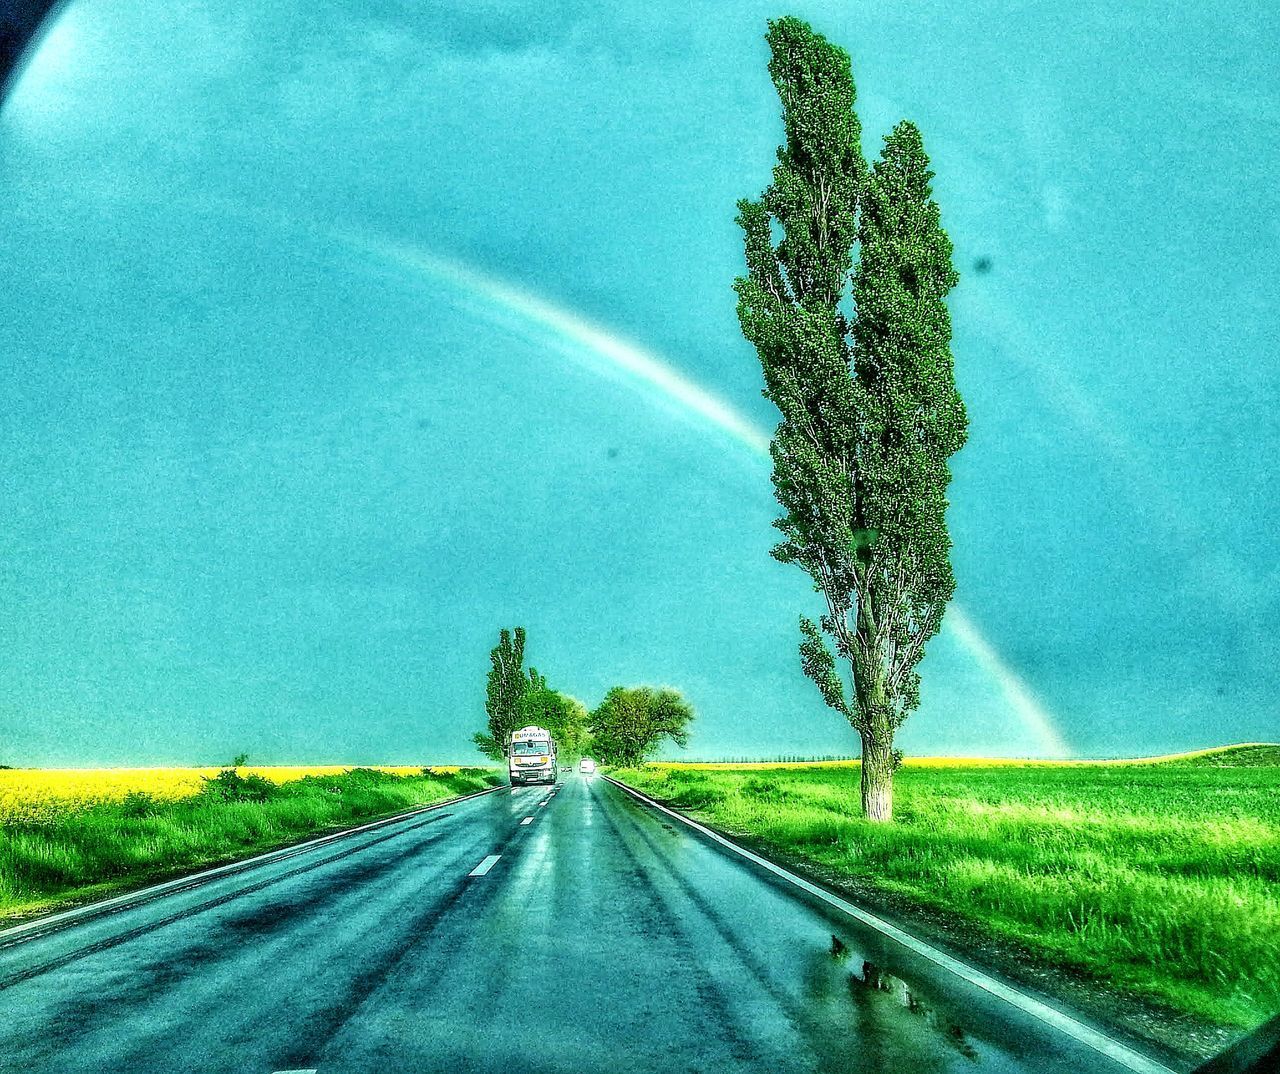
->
[0,766,502,922]
[610,748,1279,1041]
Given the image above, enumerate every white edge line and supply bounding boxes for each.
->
[603,775,1176,1074]
[0,783,506,944]
[468,854,501,877]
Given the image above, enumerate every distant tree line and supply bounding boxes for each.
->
[475,627,694,767]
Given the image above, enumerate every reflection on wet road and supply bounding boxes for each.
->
[0,776,1173,1073]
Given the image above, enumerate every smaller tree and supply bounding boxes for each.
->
[476,627,528,760]
[590,687,694,768]
[519,668,592,762]
[555,696,592,762]
[519,667,554,727]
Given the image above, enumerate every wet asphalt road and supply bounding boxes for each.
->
[0,775,1170,1074]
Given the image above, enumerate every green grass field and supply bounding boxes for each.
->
[0,766,502,922]
[612,746,1280,1033]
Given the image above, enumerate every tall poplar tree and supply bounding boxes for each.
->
[474,627,528,760]
[735,17,966,820]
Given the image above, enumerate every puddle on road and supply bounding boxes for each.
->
[793,933,1009,1073]
[847,956,979,1062]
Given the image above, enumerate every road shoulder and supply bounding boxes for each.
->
[605,773,1219,1071]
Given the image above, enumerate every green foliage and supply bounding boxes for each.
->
[199,767,279,803]
[476,627,589,762]
[518,667,557,734]
[735,17,966,818]
[613,760,1280,1033]
[0,767,502,921]
[117,791,159,818]
[520,669,591,761]
[471,732,504,763]
[851,119,967,722]
[799,615,849,716]
[757,15,864,309]
[590,687,694,768]
[481,627,527,757]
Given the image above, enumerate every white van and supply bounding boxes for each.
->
[508,726,558,785]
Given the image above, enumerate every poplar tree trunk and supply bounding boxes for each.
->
[860,732,895,822]
[852,626,896,821]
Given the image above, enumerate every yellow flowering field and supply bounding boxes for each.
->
[0,766,454,821]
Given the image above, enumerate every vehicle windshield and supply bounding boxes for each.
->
[1,3,1274,1072]
[512,741,550,756]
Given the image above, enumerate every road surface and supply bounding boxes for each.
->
[0,775,1174,1073]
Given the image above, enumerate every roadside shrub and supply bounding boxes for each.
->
[116,791,159,818]
[198,769,280,804]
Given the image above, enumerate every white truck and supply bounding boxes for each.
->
[507,725,558,786]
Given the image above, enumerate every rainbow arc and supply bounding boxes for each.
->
[339,230,1071,759]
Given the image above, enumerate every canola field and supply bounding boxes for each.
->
[0,765,453,821]
[0,765,498,921]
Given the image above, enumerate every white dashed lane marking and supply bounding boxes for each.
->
[467,855,502,877]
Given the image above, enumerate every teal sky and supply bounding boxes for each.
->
[1,1,1277,766]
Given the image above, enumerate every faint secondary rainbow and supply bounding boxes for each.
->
[339,231,1071,758]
